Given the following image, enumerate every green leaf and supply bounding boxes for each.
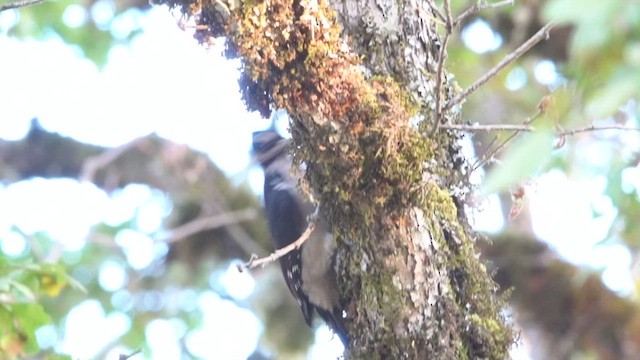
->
[44,354,73,360]
[624,42,640,66]
[544,0,622,56]
[63,273,87,294]
[0,305,13,332]
[570,24,611,57]
[11,303,51,355]
[543,0,619,24]
[586,68,640,118]
[482,128,555,194]
[8,280,36,302]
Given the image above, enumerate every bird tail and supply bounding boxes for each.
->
[317,307,349,348]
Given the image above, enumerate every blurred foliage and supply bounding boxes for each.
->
[0,178,315,359]
[481,125,555,194]
[543,0,640,118]
[449,0,640,249]
[2,0,150,66]
[0,251,81,359]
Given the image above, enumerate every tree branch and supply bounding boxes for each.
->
[119,350,142,360]
[425,2,445,25]
[160,208,259,244]
[430,0,453,135]
[0,124,269,263]
[444,22,556,111]
[238,207,319,271]
[558,124,640,136]
[454,0,514,28]
[441,123,640,135]
[446,119,639,172]
[81,135,149,183]
[0,0,45,11]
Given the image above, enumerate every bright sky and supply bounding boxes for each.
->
[0,7,266,175]
[0,6,638,360]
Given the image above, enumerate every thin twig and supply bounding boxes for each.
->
[442,123,537,132]
[558,124,640,136]
[207,185,268,256]
[238,207,320,271]
[119,350,142,360]
[471,132,500,171]
[431,33,451,135]
[0,0,45,11]
[15,223,66,263]
[426,1,446,24]
[443,0,454,26]
[444,22,556,112]
[454,0,514,28]
[474,109,542,172]
[472,96,554,170]
[441,123,640,134]
[89,233,120,248]
[458,120,639,172]
[160,208,259,244]
[430,0,454,135]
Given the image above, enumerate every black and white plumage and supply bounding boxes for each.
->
[252,129,349,347]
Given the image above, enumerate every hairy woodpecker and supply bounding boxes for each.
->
[252,129,349,347]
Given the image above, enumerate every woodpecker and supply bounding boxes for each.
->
[252,129,349,347]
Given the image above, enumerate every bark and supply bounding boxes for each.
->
[150,0,513,358]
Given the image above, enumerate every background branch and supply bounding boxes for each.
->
[441,123,640,134]
[160,208,259,244]
[454,0,514,27]
[444,22,555,111]
[0,0,45,11]
[81,135,150,183]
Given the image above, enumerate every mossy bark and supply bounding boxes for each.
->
[152,0,514,357]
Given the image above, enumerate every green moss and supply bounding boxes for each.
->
[154,0,513,356]
[419,177,514,358]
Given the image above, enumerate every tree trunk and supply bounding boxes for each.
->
[153,0,513,358]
